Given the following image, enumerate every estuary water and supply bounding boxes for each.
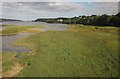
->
[1,21,69,53]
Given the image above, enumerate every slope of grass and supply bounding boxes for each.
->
[13,29,119,77]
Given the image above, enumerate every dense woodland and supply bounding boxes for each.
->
[35,12,120,27]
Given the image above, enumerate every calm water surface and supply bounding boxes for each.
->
[1,21,69,53]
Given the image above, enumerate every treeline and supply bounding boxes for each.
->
[35,12,120,27]
[0,18,22,22]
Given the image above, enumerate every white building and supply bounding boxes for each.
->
[58,19,63,22]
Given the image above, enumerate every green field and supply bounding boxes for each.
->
[2,25,119,77]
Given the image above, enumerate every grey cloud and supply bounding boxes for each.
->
[91,2,118,15]
[1,0,120,2]
[1,2,118,20]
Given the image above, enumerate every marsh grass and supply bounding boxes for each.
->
[14,29,118,77]
[2,24,119,77]
[69,24,118,33]
[1,25,46,36]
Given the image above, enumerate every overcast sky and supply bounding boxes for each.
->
[1,0,120,2]
[0,1,119,21]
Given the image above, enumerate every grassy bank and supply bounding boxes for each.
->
[2,52,29,77]
[2,52,17,72]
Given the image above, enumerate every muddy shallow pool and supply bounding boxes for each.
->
[2,33,32,52]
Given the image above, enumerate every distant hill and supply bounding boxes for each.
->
[0,18,22,22]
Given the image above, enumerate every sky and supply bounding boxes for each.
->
[1,0,120,2]
[0,0,119,21]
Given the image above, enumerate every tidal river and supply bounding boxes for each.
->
[1,21,69,53]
